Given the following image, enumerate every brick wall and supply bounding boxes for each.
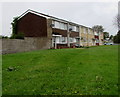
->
[80,27,88,46]
[17,12,47,37]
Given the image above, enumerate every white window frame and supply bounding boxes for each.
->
[54,21,60,29]
[84,28,86,33]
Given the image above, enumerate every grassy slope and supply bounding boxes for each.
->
[2,45,118,95]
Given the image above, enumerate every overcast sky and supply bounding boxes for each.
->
[1,1,119,36]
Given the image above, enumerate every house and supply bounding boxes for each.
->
[16,9,104,49]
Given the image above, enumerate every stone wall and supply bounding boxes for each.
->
[0,39,2,54]
[1,37,51,54]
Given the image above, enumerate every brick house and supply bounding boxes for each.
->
[17,9,104,49]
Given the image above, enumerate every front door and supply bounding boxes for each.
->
[52,37,56,49]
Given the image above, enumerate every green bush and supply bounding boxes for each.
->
[10,32,24,39]
[0,36,8,39]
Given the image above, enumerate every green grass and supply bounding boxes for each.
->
[2,45,118,95]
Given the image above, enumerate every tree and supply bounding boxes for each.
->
[11,17,19,35]
[103,32,109,40]
[10,17,24,39]
[109,35,113,40]
[92,25,104,32]
[114,14,120,30]
[113,30,120,43]
[113,14,120,43]
[117,15,120,29]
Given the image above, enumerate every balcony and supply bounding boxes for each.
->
[95,35,99,39]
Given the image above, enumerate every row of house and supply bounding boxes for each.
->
[16,9,104,49]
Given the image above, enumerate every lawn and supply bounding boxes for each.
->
[2,45,118,95]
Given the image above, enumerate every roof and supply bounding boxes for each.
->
[18,9,93,29]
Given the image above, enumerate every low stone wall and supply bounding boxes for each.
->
[0,39,2,54]
[1,37,51,54]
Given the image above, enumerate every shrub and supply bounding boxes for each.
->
[10,32,24,39]
[0,36,8,39]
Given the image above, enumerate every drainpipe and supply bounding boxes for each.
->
[67,23,70,47]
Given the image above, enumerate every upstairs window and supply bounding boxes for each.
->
[53,20,78,31]
[60,23,64,30]
[90,30,94,35]
[84,28,87,33]
[69,25,79,32]
[88,29,91,34]
[72,26,77,32]
[64,24,67,30]
[81,27,84,33]
[60,23,67,30]
[76,27,79,32]
[53,20,67,30]
[55,21,60,29]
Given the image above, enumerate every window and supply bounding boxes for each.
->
[69,25,79,32]
[72,26,76,31]
[59,37,62,43]
[89,29,94,35]
[56,37,60,43]
[86,28,88,33]
[73,38,76,42]
[95,32,98,36]
[55,21,60,28]
[60,23,67,30]
[69,25,72,30]
[83,37,87,42]
[52,21,55,25]
[91,30,94,35]
[76,27,79,32]
[53,21,79,31]
[88,29,91,34]
[72,26,79,32]
[70,38,73,42]
[60,23,64,30]
[53,21,67,30]
[70,38,76,43]
[81,27,84,33]
[61,37,66,42]
[84,28,86,33]
[64,24,67,30]
[59,37,67,43]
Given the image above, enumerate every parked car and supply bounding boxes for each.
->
[74,44,83,48]
[104,43,113,45]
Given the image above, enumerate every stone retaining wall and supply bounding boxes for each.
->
[1,37,51,54]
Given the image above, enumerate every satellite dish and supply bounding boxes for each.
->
[50,24,55,28]
[69,28,72,31]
